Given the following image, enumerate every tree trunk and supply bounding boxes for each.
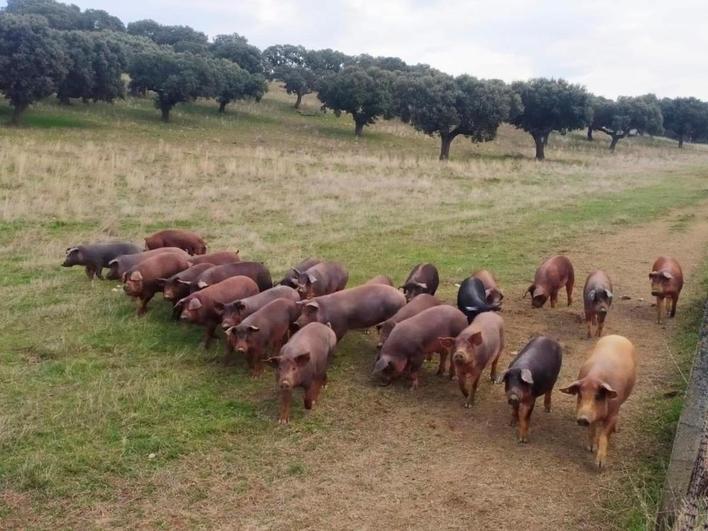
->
[58,94,71,105]
[533,134,545,161]
[160,106,170,122]
[678,135,684,149]
[609,134,620,151]
[9,103,27,126]
[218,100,227,113]
[294,92,303,109]
[543,132,550,146]
[587,126,593,141]
[439,132,459,160]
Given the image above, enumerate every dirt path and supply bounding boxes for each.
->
[29,203,708,530]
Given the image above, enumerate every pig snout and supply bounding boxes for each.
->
[279,377,294,390]
[576,416,591,427]
[507,393,520,405]
[452,351,467,364]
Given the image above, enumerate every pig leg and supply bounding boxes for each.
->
[448,359,456,380]
[595,416,617,470]
[466,372,481,408]
[409,359,423,390]
[566,280,573,306]
[278,389,292,424]
[437,349,448,376]
[305,379,324,409]
[586,422,598,452]
[670,295,678,318]
[85,265,97,280]
[202,323,217,349]
[137,293,154,316]
[596,313,606,337]
[517,401,535,443]
[489,351,501,382]
[544,390,552,412]
[656,297,664,324]
[585,311,593,338]
[457,372,469,401]
[510,402,519,426]
[550,291,558,308]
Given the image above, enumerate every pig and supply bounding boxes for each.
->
[187,251,240,266]
[226,298,301,376]
[294,261,349,299]
[144,229,207,255]
[277,258,322,288]
[583,271,613,338]
[559,335,637,469]
[457,276,501,323]
[499,336,562,443]
[401,263,439,301]
[193,262,273,292]
[372,305,468,389]
[178,275,259,348]
[106,247,188,280]
[295,284,406,341]
[161,263,214,303]
[266,322,337,424]
[376,294,443,349]
[123,253,190,315]
[438,312,504,408]
[218,285,300,330]
[472,269,504,306]
[649,256,684,324]
[524,255,575,308]
[62,242,142,280]
[364,275,394,286]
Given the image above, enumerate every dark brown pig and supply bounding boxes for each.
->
[649,256,684,324]
[364,275,394,286]
[266,322,337,424]
[62,242,141,280]
[583,271,613,338]
[226,298,301,376]
[439,312,504,408]
[499,336,562,443]
[161,263,214,303]
[123,253,190,315]
[218,285,300,330]
[560,335,636,469]
[524,255,575,308]
[294,261,348,299]
[376,294,443,349]
[277,258,321,288]
[473,269,504,306]
[193,262,273,292]
[373,305,467,389]
[295,284,406,341]
[144,229,207,255]
[106,247,188,280]
[401,263,439,301]
[187,251,240,266]
[178,276,259,348]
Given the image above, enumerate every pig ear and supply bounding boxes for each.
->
[600,382,618,399]
[520,368,534,385]
[325,322,333,329]
[176,279,192,286]
[294,352,310,366]
[307,273,318,284]
[266,356,281,368]
[523,284,535,299]
[495,369,509,384]
[648,271,657,279]
[187,298,202,311]
[587,289,596,301]
[66,246,79,255]
[559,381,581,395]
[156,277,168,288]
[661,271,673,279]
[248,325,260,332]
[129,271,142,282]
[415,281,428,289]
[372,356,390,375]
[234,249,240,256]
[467,332,483,347]
[305,301,319,311]
[464,306,479,313]
[213,302,225,315]
[605,289,613,300]
[224,326,236,337]
[196,280,208,289]
[108,258,118,266]
[121,272,128,283]
[438,337,456,350]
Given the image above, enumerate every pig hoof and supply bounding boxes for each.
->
[544,407,551,413]
[596,459,605,470]
[278,418,289,425]
[518,437,528,444]
[464,402,471,409]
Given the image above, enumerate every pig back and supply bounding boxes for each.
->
[536,255,574,286]
[580,335,636,403]
[282,322,336,375]
[509,336,562,396]
[467,312,504,361]
[200,275,260,305]
[198,262,272,291]
[133,253,190,283]
[390,305,467,352]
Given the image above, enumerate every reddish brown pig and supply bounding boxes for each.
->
[106,247,188,280]
[401,263,439,301]
[649,256,684,324]
[144,229,207,255]
[162,263,214,303]
[193,262,273,292]
[226,298,301,376]
[373,305,467,389]
[473,269,504,306]
[439,312,504,408]
[583,271,613,338]
[499,336,562,443]
[294,261,348,299]
[178,276,259,348]
[364,275,394,286]
[295,284,406,341]
[524,255,575,308]
[560,335,637,469]
[277,258,322,288]
[123,253,190,315]
[376,294,443,349]
[218,285,300,330]
[266,322,337,424]
[187,251,240,266]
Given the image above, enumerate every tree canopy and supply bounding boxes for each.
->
[127,19,207,51]
[660,97,708,148]
[396,71,521,159]
[317,66,396,136]
[211,33,263,74]
[589,94,663,150]
[211,58,267,113]
[0,13,68,124]
[509,78,590,160]
[5,0,124,31]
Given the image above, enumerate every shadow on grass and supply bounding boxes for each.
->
[0,106,96,129]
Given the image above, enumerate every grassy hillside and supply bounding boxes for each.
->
[1,85,707,529]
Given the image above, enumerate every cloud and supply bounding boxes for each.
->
[45,0,708,99]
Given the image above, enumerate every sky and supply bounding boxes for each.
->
[7,0,708,99]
